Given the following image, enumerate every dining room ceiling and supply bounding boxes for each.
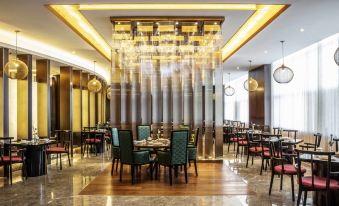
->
[0,0,338,82]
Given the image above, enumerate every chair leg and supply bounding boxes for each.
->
[297,187,302,206]
[131,165,135,184]
[260,157,264,175]
[68,153,71,166]
[59,153,62,170]
[169,166,172,186]
[303,190,307,206]
[111,158,115,176]
[291,175,295,201]
[155,163,158,180]
[116,159,119,172]
[280,174,283,190]
[9,164,13,185]
[269,173,274,195]
[150,163,153,180]
[228,141,230,152]
[184,164,188,184]
[174,166,178,178]
[246,152,250,168]
[120,163,123,182]
[251,155,254,165]
[194,160,198,176]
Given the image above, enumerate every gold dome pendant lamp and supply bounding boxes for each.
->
[87,61,102,93]
[4,30,28,80]
[224,72,235,96]
[243,60,258,92]
[273,41,294,83]
[106,87,111,100]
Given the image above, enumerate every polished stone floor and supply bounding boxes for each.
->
[0,145,313,206]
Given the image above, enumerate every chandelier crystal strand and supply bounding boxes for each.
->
[225,72,235,96]
[88,61,102,92]
[243,60,258,91]
[273,40,294,83]
[4,30,29,79]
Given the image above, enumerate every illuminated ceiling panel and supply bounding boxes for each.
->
[47,3,289,62]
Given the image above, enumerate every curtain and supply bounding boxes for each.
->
[224,74,249,123]
[271,33,339,138]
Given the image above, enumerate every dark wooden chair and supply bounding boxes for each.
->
[269,140,306,202]
[235,130,248,158]
[118,130,153,184]
[295,149,339,206]
[111,128,120,175]
[187,128,199,176]
[259,136,274,175]
[0,137,27,185]
[299,133,322,151]
[273,127,282,135]
[46,140,71,170]
[246,131,267,168]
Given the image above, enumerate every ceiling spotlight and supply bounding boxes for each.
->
[72,51,76,54]
[137,22,140,25]
[300,28,305,32]
[175,22,179,25]
[236,66,240,70]
[214,22,218,25]
[264,50,268,54]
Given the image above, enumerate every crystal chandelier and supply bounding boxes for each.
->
[87,61,102,92]
[273,41,294,83]
[334,47,339,66]
[4,31,28,79]
[224,72,235,96]
[244,60,258,91]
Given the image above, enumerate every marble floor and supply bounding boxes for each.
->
[0,145,313,206]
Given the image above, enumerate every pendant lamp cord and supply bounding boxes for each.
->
[93,61,96,79]
[15,30,19,59]
[281,40,285,65]
[228,72,230,85]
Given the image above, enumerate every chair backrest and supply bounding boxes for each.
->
[170,130,188,165]
[269,139,285,170]
[295,149,335,190]
[0,137,14,161]
[283,129,298,141]
[193,128,200,147]
[118,130,134,164]
[314,133,322,148]
[273,127,282,135]
[111,128,119,146]
[136,125,151,141]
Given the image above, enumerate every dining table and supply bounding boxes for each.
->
[299,152,339,205]
[134,138,170,149]
[8,139,56,177]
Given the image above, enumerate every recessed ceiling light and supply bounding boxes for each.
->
[236,66,240,70]
[264,50,268,54]
[71,51,76,54]
[175,22,179,25]
[300,28,305,32]
[137,22,140,25]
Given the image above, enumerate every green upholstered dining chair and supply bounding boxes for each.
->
[111,128,120,175]
[136,125,151,140]
[155,130,188,185]
[187,127,199,176]
[118,130,153,184]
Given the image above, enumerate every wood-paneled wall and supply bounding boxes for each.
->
[249,64,271,126]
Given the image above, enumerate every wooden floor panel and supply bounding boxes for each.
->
[79,162,255,196]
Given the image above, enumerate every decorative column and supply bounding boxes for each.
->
[59,66,72,131]
[204,67,214,159]
[152,60,162,138]
[194,65,203,158]
[214,51,224,158]
[162,62,172,139]
[17,54,32,140]
[71,70,81,133]
[36,59,51,138]
[172,63,182,130]
[0,48,9,137]
[183,64,193,126]
[110,50,121,128]
[81,73,89,129]
[131,67,141,138]
[140,61,152,125]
